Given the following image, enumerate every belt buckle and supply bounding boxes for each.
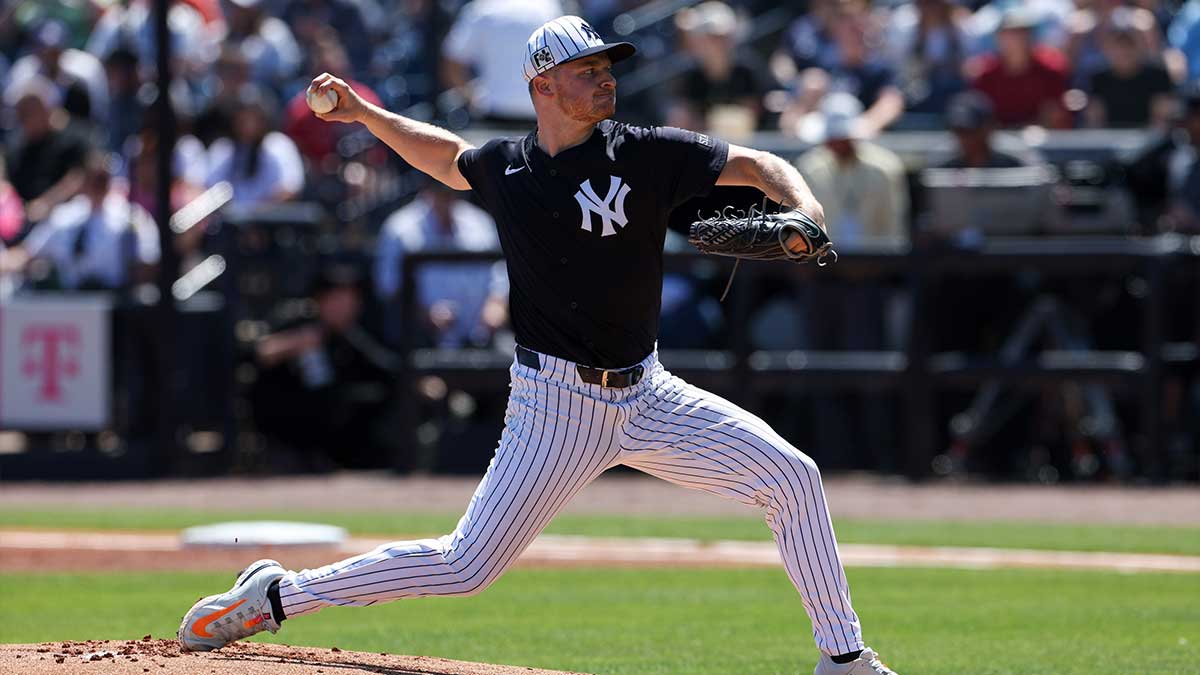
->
[601,370,611,388]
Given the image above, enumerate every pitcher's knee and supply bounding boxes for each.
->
[761,446,822,504]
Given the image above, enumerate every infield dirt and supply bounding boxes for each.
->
[0,640,591,674]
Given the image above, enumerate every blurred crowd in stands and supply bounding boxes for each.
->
[0,0,1198,480]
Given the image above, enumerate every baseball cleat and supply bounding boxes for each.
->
[813,647,899,675]
[178,559,287,651]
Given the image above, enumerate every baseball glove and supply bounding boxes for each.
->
[688,204,837,265]
[688,203,837,300]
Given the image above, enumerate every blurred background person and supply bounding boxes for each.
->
[6,18,107,127]
[440,0,562,129]
[192,44,253,147]
[205,85,303,211]
[666,1,772,136]
[967,7,1070,129]
[1163,82,1200,232]
[1065,0,1168,89]
[221,0,300,93]
[249,263,400,470]
[3,75,96,226]
[770,0,841,82]
[1124,82,1200,233]
[795,92,909,244]
[1170,0,1200,83]
[0,152,159,290]
[779,0,905,138]
[1082,12,1176,129]
[281,0,377,81]
[374,180,507,350]
[883,0,972,126]
[102,45,144,156]
[937,90,1039,168]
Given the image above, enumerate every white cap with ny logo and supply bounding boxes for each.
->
[523,16,636,82]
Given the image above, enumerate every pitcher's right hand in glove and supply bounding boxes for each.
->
[688,202,837,266]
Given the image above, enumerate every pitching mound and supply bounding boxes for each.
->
[1,639,591,675]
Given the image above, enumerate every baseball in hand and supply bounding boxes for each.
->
[306,86,338,114]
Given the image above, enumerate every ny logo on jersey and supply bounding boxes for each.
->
[574,176,631,237]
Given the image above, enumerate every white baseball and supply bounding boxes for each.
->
[306,87,338,114]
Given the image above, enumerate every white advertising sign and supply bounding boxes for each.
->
[0,295,111,429]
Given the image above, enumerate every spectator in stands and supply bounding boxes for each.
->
[374,181,507,349]
[1168,0,1200,83]
[250,263,400,470]
[884,0,972,123]
[103,46,144,155]
[771,0,842,81]
[938,90,1035,168]
[85,0,216,82]
[1164,83,1200,232]
[1124,82,1200,232]
[192,44,253,147]
[1065,0,1166,88]
[222,0,300,91]
[0,152,160,290]
[7,19,107,126]
[124,107,208,266]
[795,93,909,243]
[1083,14,1176,128]
[3,75,96,225]
[779,0,905,137]
[666,2,771,136]
[282,0,376,79]
[967,7,1070,128]
[440,0,563,128]
[205,85,304,210]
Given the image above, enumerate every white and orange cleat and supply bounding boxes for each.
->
[178,559,287,651]
[813,648,899,675]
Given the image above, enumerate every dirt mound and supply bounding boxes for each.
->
[0,639,591,674]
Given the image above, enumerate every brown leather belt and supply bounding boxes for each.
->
[516,345,645,389]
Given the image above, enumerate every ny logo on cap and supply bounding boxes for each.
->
[575,176,631,237]
[532,46,555,72]
[578,22,600,42]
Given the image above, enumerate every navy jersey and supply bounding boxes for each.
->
[456,120,728,368]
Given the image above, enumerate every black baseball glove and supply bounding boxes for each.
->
[688,203,837,265]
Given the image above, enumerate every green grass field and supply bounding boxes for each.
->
[1,566,1196,674]
[4,507,1200,556]
[3,508,1198,673]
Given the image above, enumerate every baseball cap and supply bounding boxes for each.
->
[796,92,866,144]
[675,2,738,36]
[946,91,996,130]
[523,16,636,82]
[998,6,1038,31]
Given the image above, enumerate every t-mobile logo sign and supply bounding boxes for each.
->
[20,324,81,403]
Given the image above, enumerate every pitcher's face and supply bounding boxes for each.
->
[543,53,617,124]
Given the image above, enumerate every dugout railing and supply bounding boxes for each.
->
[394,235,1199,481]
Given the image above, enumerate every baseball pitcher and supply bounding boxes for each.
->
[179,16,898,675]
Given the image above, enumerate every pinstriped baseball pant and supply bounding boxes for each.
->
[278,347,864,656]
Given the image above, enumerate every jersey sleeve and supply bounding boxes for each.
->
[649,126,729,209]
[455,138,506,198]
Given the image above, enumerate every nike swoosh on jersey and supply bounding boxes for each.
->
[191,599,246,638]
[505,165,526,176]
